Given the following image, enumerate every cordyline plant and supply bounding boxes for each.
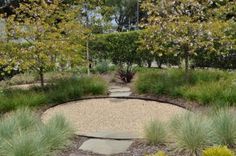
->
[1,0,88,87]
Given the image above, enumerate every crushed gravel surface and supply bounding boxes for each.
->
[42,98,187,137]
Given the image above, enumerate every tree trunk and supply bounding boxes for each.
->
[147,61,152,68]
[156,59,162,69]
[117,25,123,32]
[184,51,190,82]
[39,67,44,87]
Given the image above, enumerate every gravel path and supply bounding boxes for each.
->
[42,98,187,137]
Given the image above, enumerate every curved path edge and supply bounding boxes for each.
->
[42,95,189,112]
[41,96,190,140]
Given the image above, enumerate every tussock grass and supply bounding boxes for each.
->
[0,108,73,156]
[145,120,167,145]
[144,109,236,155]
[211,109,236,147]
[135,69,236,106]
[0,76,107,113]
[170,113,213,155]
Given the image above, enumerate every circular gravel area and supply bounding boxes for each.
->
[42,98,187,138]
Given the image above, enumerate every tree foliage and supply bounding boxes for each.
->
[140,0,236,79]
[1,0,86,86]
[103,0,140,31]
[91,31,140,66]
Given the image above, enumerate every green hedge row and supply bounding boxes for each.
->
[90,30,236,69]
[90,31,179,68]
[90,31,141,66]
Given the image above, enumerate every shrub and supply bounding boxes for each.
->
[94,61,110,74]
[203,146,234,156]
[0,108,73,156]
[170,113,213,155]
[211,109,236,147]
[145,120,167,145]
[91,31,141,66]
[117,68,135,83]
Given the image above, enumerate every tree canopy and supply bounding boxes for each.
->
[140,0,236,79]
[0,0,87,86]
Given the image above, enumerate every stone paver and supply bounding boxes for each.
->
[109,91,132,97]
[108,86,132,97]
[109,87,131,92]
[84,131,138,139]
[109,86,122,89]
[79,139,133,155]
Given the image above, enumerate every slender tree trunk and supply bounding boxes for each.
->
[117,25,123,32]
[184,51,190,81]
[85,1,90,76]
[39,67,44,87]
[147,60,152,68]
[86,40,90,76]
[156,58,162,69]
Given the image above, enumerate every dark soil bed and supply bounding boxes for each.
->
[57,136,186,156]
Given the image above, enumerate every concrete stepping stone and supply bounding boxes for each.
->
[79,139,133,155]
[108,86,132,97]
[109,91,132,97]
[109,86,121,89]
[109,87,131,93]
[84,131,138,139]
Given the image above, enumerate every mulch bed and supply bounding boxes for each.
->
[57,136,177,156]
[130,93,201,111]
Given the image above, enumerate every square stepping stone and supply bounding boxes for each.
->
[109,87,131,93]
[109,86,123,89]
[85,131,138,139]
[109,91,132,97]
[79,139,133,155]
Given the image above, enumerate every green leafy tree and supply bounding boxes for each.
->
[102,0,145,31]
[2,0,86,86]
[140,0,235,79]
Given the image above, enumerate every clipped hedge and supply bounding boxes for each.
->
[91,29,236,69]
[91,31,142,66]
